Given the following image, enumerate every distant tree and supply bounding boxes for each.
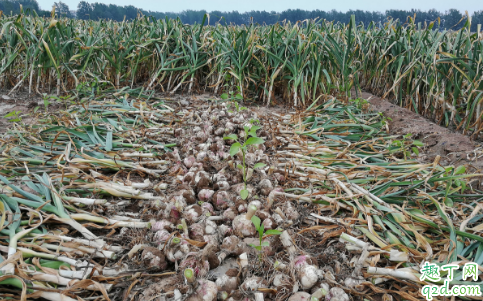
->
[444,9,464,30]
[124,5,137,20]
[471,10,483,32]
[54,1,71,18]
[76,1,91,20]
[18,0,41,12]
[91,3,111,20]
[424,9,442,26]
[108,4,122,21]
[0,1,474,33]
[227,10,245,25]
[0,0,48,16]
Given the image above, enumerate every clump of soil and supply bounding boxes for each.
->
[360,91,483,171]
[0,91,48,133]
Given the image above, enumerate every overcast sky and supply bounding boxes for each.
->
[37,0,480,14]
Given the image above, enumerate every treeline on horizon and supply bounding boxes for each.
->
[1,0,482,31]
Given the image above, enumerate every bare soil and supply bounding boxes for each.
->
[359,91,483,172]
[0,91,45,133]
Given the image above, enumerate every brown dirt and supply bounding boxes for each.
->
[0,91,46,133]
[359,91,483,171]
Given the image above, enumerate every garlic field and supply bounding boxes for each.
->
[1,11,483,301]
[1,13,483,134]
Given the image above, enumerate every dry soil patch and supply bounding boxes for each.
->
[359,91,483,171]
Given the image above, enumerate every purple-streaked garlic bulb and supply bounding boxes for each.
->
[151,220,173,232]
[214,127,225,136]
[189,162,204,173]
[201,202,214,215]
[198,189,215,202]
[165,237,190,262]
[259,178,273,196]
[207,150,219,162]
[284,202,300,221]
[325,287,349,301]
[196,131,209,143]
[203,235,220,248]
[195,171,211,189]
[164,205,181,224]
[215,269,239,294]
[179,252,210,278]
[231,184,255,199]
[288,292,311,301]
[196,151,207,161]
[222,207,237,221]
[170,193,188,210]
[141,246,167,270]
[183,172,195,186]
[212,191,233,210]
[213,169,229,183]
[153,229,171,245]
[183,205,203,223]
[204,220,218,236]
[184,156,196,168]
[232,204,257,237]
[262,217,278,230]
[218,224,233,239]
[185,279,218,301]
[294,255,320,290]
[166,149,181,161]
[169,162,187,175]
[235,199,247,213]
[213,181,230,191]
[245,153,256,166]
[311,283,330,301]
[182,188,196,204]
[189,223,205,241]
[273,172,286,184]
[240,277,268,293]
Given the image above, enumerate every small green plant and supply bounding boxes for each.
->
[224,121,266,200]
[222,86,246,112]
[74,82,94,100]
[220,85,243,102]
[391,133,424,160]
[349,98,369,111]
[226,101,248,113]
[249,215,282,257]
[42,93,51,112]
[42,94,76,110]
[378,112,392,125]
[3,110,22,123]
